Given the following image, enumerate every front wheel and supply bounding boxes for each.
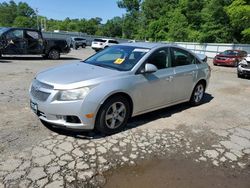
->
[95,96,131,135]
[48,49,60,60]
[190,82,205,106]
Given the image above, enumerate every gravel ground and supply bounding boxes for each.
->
[0,48,249,188]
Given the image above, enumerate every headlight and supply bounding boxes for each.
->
[57,87,90,101]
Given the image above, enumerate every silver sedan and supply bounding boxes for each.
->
[29,43,211,134]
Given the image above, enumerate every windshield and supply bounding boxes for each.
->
[84,45,149,71]
[221,50,238,56]
[0,27,9,36]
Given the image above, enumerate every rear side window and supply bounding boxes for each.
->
[109,40,119,44]
[75,38,85,41]
[93,39,106,43]
[171,48,195,67]
[239,51,247,57]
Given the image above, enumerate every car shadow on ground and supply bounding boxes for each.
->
[0,60,12,63]
[42,93,214,139]
[0,56,81,62]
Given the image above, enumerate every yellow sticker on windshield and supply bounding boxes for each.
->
[114,58,125,64]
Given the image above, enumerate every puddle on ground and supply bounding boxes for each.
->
[104,158,250,188]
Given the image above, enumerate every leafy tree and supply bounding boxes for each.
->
[226,0,250,42]
[200,0,232,43]
[101,17,123,37]
[167,9,189,41]
[13,16,35,28]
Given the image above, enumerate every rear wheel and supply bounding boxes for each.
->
[48,49,60,60]
[190,82,205,106]
[95,96,130,135]
[82,43,86,48]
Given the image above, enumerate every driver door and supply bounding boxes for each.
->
[133,48,175,114]
[3,29,27,54]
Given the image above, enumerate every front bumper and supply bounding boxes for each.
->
[237,65,250,76]
[213,59,236,66]
[29,83,97,130]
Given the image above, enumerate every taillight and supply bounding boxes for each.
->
[100,43,103,45]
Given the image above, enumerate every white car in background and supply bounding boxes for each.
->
[91,38,119,51]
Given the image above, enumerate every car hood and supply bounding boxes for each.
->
[36,62,121,89]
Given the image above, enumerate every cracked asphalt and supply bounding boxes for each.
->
[0,48,250,187]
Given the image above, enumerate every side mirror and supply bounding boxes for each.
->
[196,54,207,63]
[142,63,158,74]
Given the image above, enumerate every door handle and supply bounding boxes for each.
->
[166,76,173,81]
[185,71,196,76]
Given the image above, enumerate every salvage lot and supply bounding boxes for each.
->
[0,47,250,187]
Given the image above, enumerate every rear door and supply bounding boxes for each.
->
[170,47,198,102]
[24,30,44,54]
[3,29,27,54]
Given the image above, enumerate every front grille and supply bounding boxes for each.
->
[31,86,51,101]
[32,79,54,90]
[30,79,53,102]
[217,57,226,60]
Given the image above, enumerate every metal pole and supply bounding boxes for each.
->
[36,8,39,30]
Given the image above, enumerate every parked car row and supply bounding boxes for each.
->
[213,50,247,67]
[212,49,249,79]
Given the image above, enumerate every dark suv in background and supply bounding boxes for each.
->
[213,50,247,67]
[70,37,87,49]
[0,27,70,59]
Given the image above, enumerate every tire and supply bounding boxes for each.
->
[82,44,86,48]
[190,82,205,106]
[237,73,243,78]
[48,49,60,60]
[95,96,131,135]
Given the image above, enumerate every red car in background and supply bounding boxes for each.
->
[213,50,247,67]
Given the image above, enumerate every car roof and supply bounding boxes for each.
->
[117,42,173,49]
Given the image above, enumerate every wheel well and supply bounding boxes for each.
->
[49,47,61,53]
[102,92,134,117]
[197,79,207,89]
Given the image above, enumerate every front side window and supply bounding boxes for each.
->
[84,45,149,71]
[6,30,24,40]
[147,48,170,70]
[171,48,195,67]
